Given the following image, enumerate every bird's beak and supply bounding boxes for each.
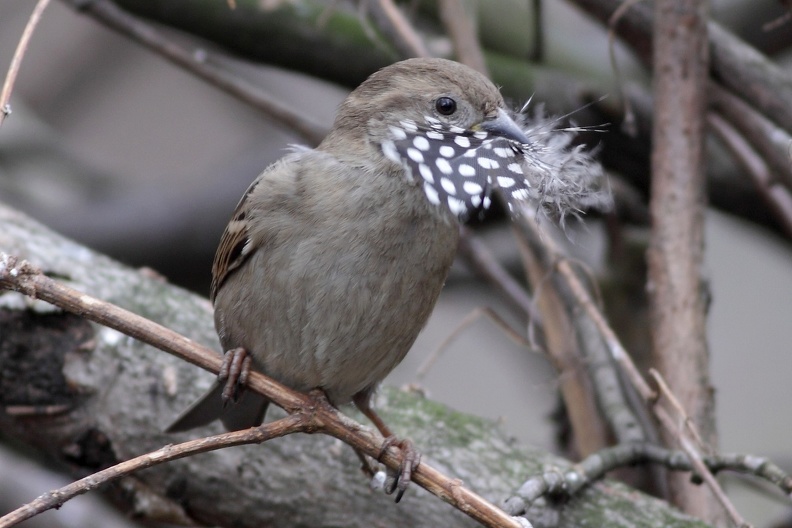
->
[476,108,530,144]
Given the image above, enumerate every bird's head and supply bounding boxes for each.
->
[321,58,603,221]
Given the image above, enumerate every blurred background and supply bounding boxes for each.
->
[1,0,791,526]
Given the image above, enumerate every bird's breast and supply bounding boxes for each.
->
[214,159,460,405]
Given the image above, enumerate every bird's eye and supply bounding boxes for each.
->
[435,97,457,116]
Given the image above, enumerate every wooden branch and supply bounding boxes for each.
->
[707,112,792,238]
[0,201,714,528]
[512,214,746,527]
[0,416,306,528]
[438,0,489,76]
[367,0,430,58]
[0,0,51,126]
[648,1,718,520]
[569,0,792,134]
[0,254,522,528]
[59,0,327,145]
[708,83,792,193]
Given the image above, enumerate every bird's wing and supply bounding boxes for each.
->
[210,190,253,302]
[210,155,296,302]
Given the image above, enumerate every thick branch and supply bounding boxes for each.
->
[648,0,717,520]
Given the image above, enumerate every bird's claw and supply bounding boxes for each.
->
[378,436,421,503]
[218,347,251,404]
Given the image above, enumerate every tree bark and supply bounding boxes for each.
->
[648,0,719,523]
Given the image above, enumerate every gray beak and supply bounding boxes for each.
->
[477,108,530,144]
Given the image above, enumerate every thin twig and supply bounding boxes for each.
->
[648,369,706,450]
[416,306,532,382]
[0,415,307,528]
[650,371,748,527]
[457,226,539,323]
[437,0,489,76]
[505,441,792,515]
[529,0,544,62]
[707,112,792,238]
[708,82,792,193]
[366,0,429,58]
[0,0,52,127]
[0,254,523,528]
[59,0,327,145]
[512,214,748,527]
[606,0,643,137]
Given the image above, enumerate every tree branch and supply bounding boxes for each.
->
[648,1,717,520]
[0,0,51,126]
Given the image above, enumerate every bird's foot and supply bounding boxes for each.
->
[218,347,251,404]
[377,435,421,503]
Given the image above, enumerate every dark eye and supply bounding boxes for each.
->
[435,97,457,116]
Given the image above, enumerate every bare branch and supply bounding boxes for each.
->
[0,415,306,528]
[366,0,429,58]
[458,226,539,322]
[437,0,489,76]
[0,254,523,528]
[709,83,792,193]
[505,442,792,515]
[0,0,51,127]
[569,0,792,134]
[59,0,327,145]
[707,112,792,238]
[512,214,746,526]
[648,0,716,519]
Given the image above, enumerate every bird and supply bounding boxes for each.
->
[167,57,547,500]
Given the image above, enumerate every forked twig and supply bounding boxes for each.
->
[0,415,306,527]
[0,254,524,528]
[513,214,749,527]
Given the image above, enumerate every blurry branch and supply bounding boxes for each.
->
[438,0,489,76]
[528,0,544,62]
[0,0,51,127]
[457,226,538,323]
[708,113,792,238]
[110,0,398,87]
[570,0,792,134]
[708,82,792,193]
[504,442,792,516]
[515,216,648,456]
[575,0,792,237]
[61,0,327,145]
[366,0,429,57]
[416,306,535,383]
[763,2,792,31]
[512,214,747,526]
[0,254,522,528]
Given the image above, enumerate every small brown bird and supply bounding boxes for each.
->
[167,57,559,499]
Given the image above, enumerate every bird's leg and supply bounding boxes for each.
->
[218,347,252,404]
[353,448,379,479]
[353,391,421,502]
[305,390,379,480]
